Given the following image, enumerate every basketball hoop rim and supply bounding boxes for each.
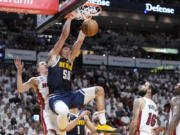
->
[83,3,102,12]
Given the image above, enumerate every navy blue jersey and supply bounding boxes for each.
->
[67,111,85,135]
[48,56,72,94]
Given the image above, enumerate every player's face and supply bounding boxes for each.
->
[138,82,151,96]
[140,82,150,91]
[61,47,71,59]
[38,61,48,73]
[175,83,180,95]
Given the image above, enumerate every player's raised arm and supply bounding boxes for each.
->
[84,115,97,134]
[164,102,180,135]
[66,110,90,132]
[48,17,73,62]
[129,98,143,135]
[70,30,86,62]
[14,58,36,93]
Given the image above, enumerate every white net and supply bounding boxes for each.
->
[75,3,102,20]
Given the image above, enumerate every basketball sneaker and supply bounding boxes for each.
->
[96,123,120,133]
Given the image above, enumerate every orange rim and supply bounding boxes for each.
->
[83,3,102,12]
[64,13,73,19]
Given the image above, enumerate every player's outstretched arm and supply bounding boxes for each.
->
[48,17,73,63]
[164,102,180,135]
[129,98,142,135]
[84,115,97,134]
[14,58,36,93]
[66,110,90,132]
[70,30,86,62]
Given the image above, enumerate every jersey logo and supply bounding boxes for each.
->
[69,120,85,125]
[59,62,72,71]
[42,83,47,88]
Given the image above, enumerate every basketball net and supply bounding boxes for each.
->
[65,2,102,20]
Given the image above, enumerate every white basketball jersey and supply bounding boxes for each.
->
[36,76,49,111]
[137,97,158,135]
[169,97,180,135]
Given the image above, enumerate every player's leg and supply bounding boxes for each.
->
[82,86,106,125]
[54,101,69,135]
[81,86,120,133]
[40,110,48,135]
[42,109,59,135]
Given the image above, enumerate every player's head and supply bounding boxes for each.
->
[174,83,180,95]
[37,61,48,74]
[138,81,157,97]
[60,44,71,59]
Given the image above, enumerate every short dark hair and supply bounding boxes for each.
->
[62,44,70,49]
[149,82,157,95]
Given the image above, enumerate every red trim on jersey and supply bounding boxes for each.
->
[173,130,176,135]
[35,88,57,135]
[35,88,45,110]
[135,111,142,135]
[40,110,47,135]
[49,129,57,135]
[35,88,47,134]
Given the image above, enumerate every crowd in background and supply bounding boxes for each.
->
[0,62,179,135]
[0,7,180,135]
[0,14,180,60]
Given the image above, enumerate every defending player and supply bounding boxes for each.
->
[14,58,91,135]
[67,108,97,135]
[47,14,116,135]
[164,83,180,135]
[129,82,158,135]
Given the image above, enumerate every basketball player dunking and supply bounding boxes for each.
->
[164,83,180,135]
[14,58,91,135]
[129,82,159,135]
[47,14,115,135]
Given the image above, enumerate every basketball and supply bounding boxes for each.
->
[81,19,98,37]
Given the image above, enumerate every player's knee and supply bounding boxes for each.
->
[95,86,104,96]
[47,130,56,135]
[55,101,69,115]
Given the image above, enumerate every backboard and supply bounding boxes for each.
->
[36,0,88,33]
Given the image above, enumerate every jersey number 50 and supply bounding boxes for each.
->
[63,70,70,80]
[146,113,157,127]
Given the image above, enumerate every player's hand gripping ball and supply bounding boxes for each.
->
[81,19,98,37]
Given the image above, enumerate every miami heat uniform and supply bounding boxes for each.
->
[169,97,180,135]
[136,97,158,135]
[67,111,85,135]
[35,76,59,135]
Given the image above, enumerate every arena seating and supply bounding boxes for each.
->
[0,63,177,134]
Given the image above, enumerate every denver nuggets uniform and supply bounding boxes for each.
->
[136,97,158,135]
[48,56,85,111]
[169,97,180,135]
[67,111,85,135]
[35,76,59,135]
[48,56,72,94]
